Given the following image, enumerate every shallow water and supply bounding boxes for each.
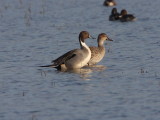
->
[0,0,160,120]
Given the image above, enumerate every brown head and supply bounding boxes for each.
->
[79,31,92,42]
[121,9,128,16]
[97,33,113,46]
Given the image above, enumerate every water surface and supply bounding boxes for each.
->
[0,0,160,120]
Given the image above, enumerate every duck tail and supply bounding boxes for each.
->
[39,64,56,68]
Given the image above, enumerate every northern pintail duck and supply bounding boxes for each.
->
[103,0,116,7]
[119,9,136,22]
[87,33,113,66]
[109,8,120,21]
[40,31,93,71]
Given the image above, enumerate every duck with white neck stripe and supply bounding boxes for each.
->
[40,31,94,71]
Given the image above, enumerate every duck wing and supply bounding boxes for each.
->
[51,49,78,66]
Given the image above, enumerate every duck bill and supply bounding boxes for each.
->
[89,35,96,39]
[107,37,113,41]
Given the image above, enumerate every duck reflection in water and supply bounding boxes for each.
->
[39,65,107,80]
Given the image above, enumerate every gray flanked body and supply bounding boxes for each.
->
[53,45,91,70]
[87,33,113,66]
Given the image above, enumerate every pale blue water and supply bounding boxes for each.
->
[0,0,160,120]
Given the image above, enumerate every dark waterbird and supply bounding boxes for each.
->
[103,0,117,7]
[119,9,136,22]
[109,8,120,21]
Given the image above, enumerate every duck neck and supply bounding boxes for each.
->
[98,40,106,55]
[79,38,90,51]
[98,39,105,48]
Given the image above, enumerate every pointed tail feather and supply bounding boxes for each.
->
[39,64,56,68]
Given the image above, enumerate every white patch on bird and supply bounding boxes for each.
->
[81,41,90,51]
[78,41,91,67]
[108,2,114,6]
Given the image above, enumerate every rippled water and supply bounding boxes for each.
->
[0,0,160,120]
